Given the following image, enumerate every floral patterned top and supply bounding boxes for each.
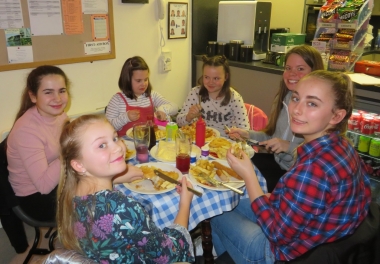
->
[73,190,195,264]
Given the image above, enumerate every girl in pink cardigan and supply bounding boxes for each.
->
[7,65,70,221]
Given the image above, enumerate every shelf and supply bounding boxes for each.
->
[371,176,380,183]
[314,0,374,72]
[358,152,380,162]
[348,130,380,139]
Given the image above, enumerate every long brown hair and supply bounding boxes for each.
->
[303,70,353,136]
[263,45,324,136]
[14,65,71,123]
[57,114,108,252]
[118,56,152,100]
[197,55,232,106]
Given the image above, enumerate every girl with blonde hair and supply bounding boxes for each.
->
[57,114,195,263]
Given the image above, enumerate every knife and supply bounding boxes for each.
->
[153,170,203,197]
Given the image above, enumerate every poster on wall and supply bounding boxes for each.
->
[5,28,33,63]
[168,2,187,39]
[91,14,110,41]
[27,0,64,36]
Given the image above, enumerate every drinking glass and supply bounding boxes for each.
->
[133,122,150,163]
[175,132,192,173]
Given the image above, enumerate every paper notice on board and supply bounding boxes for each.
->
[27,0,64,36]
[91,14,109,41]
[82,0,108,14]
[7,46,33,63]
[62,0,84,35]
[5,28,32,47]
[0,0,24,29]
[84,41,110,55]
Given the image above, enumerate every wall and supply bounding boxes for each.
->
[258,0,304,32]
[0,0,191,133]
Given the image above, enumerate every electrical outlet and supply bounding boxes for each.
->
[160,51,172,72]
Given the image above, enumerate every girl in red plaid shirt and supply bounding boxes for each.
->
[211,70,371,263]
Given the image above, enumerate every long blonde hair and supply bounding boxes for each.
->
[57,114,108,251]
[263,45,324,136]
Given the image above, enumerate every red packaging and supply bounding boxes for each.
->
[348,112,361,131]
[373,116,380,136]
[354,60,380,77]
[361,115,374,135]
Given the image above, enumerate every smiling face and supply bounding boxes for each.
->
[74,121,126,180]
[202,65,227,99]
[29,74,68,118]
[288,76,346,143]
[283,53,312,91]
[131,70,149,97]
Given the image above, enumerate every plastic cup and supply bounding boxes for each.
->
[133,122,150,163]
[175,132,192,173]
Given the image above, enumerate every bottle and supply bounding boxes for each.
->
[147,115,156,151]
[195,116,206,148]
[166,121,178,142]
[200,145,209,160]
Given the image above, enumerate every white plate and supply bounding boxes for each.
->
[188,160,245,191]
[126,125,166,140]
[150,142,202,163]
[122,140,136,160]
[208,138,255,161]
[205,127,221,143]
[123,163,182,195]
[179,126,220,143]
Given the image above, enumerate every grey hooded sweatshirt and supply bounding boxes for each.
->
[248,91,304,170]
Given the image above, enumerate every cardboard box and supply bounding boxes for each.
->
[271,33,306,46]
[270,44,297,53]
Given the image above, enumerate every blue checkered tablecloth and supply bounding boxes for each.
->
[114,139,268,231]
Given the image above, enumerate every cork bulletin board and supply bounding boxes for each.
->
[0,0,115,72]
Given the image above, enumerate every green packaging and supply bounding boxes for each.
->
[369,139,380,157]
[358,135,371,153]
[271,33,306,46]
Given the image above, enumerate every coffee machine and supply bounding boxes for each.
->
[217,1,272,61]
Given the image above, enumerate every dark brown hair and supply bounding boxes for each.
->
[14,65,70,122]
[197,55,231,106]
[263,45,325,136]
[118,56,152,100]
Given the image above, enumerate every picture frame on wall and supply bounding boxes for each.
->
[168,2,187,39]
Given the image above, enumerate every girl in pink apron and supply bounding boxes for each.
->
[105,56,178,137]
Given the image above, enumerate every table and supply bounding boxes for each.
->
[114,139,268,263]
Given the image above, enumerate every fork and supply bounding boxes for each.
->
[201,173,243,195]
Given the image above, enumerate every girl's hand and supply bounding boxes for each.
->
[226,149,255,181]
[156,111,167,121]
[176,176,194,204]
[186,104,202,122]
[127,110,140,121]
[260,138,290,153]
[227,127,249,141]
